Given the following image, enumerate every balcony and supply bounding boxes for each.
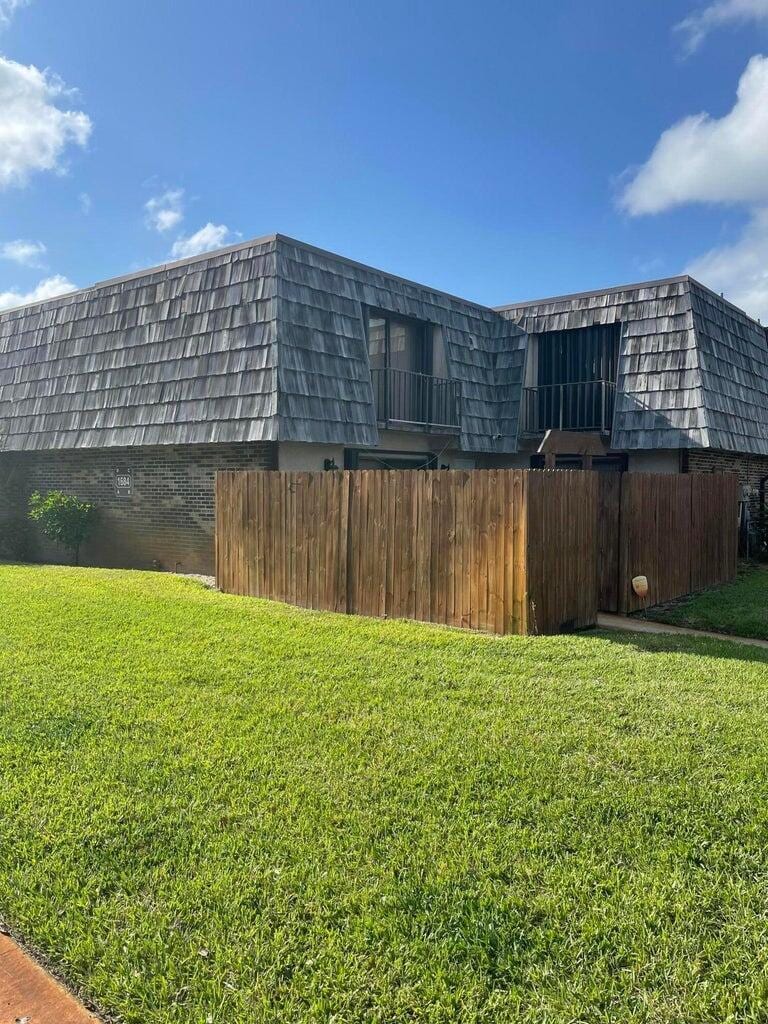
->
[521,379,615,435]
[371,367,460,431]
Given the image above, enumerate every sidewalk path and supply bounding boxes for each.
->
[597,613,768,651]
[0,934,98,1023]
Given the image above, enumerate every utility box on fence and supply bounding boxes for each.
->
[215,469,599,636]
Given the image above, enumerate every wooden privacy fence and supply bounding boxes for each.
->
[216,468,738,635]
[216,469,598,635]
[598,471,739,614]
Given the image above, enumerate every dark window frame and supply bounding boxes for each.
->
[536,322,621,388]
[529,453,628,472]
[364,307,433,376]
[344,448,439,470]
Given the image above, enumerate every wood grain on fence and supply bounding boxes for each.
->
[615,472,737,613]
[216,469,599,635]
[526,470,599,633]
[690,473,739,592]
[217,468,738,631]
[597,473,621,613]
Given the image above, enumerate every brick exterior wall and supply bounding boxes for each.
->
[684,448,768,520]
[0,442,277,574]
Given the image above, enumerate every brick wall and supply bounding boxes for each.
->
[0,442,277,574]
[684,448,768,519]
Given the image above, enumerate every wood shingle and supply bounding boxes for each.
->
[500,276,768,455]
[2,238,767,459]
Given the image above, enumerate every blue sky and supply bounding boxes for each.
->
[2,0,768,317]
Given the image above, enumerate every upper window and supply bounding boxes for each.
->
[521,322,621,435]
[365,310,458,429]
[535,322,620,387]
[367,312,431,375]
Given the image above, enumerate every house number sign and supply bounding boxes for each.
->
[114,469,133,497]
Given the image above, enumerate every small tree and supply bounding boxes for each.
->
[28,490,98,565]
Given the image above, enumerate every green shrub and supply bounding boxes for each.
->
[750,506,768,562]
[28,490,98,565]
[0,515,32,561]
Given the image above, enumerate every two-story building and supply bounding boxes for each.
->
[1,233,767,572]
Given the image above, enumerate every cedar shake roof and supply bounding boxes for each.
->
[501,276,768,454]
[1,235,767,456]
[0,234,525,454]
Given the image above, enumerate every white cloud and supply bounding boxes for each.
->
[0,56,92,189]
[675,0,768,55]
[0,239,46,266]
[620,56,768,215]
[170,222,234,259]
[79,191,92,214]
[0,0,29,27]
[0,274,77,311]
[145,188,184,232]
[619,54,768,323]
[686,207,768,321]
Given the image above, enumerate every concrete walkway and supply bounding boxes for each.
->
[0,934,98,1023]
[597,613,768,650]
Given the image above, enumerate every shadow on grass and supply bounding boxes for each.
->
[590,625,768,666]
[639,563,768,642]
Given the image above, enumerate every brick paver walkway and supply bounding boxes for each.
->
[597,613,768,650]
[0,934,98,1023]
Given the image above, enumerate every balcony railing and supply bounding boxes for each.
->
[521,379,616,435]
[371,367,460,431]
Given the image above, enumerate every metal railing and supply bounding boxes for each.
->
[371,367,461,430]
[521,379,616,434]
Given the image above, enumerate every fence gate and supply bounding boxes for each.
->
[597,472,739,614]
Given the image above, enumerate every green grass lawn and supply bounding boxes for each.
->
[3,565,768,1023]
[644,563,768,641]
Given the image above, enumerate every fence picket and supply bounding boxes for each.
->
[215,469,737,636]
